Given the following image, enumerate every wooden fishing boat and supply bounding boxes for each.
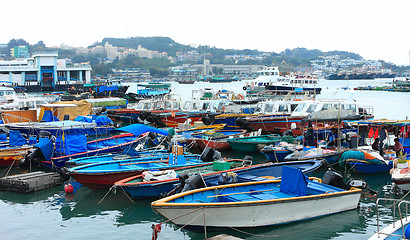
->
[115,160,322,199]
[226,134,282,152]
[260,143,303,162]
[186,129,247,151]
[22,123,170,169]
[0,147,32,166]
[284,147,345,165]
[68,152,203,189]
[151,166,362,228]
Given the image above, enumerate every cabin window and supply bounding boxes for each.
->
[306,104,318,113]
[294,103,306,113]
[278,104,288,112]
[264,104,274,113]
[203,103,210,110]
[322,104,329,110]
[184,102,190,109]
[290,104,298,111]
[173,102,180,109]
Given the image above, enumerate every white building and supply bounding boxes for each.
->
[0,51,92,92]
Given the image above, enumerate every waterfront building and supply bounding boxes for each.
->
[0,51,91,92]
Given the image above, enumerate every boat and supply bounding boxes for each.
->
[284,147,345,165]
[340,149,393,174]
[68,147,203,189]
[186,129,247,151]
[226,134,282,152]
[20,123,170,169]
[151,166,362,229]
[391,165,410,191]
[260,142,303,162]
[369,198,410,240]
[115,160,322,200]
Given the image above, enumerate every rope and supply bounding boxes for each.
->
[98,186,115,204]
[0,159,17,177]
[175,207,204,232]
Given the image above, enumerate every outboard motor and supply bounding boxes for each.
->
[242,155,253,167]
[146,113,166,128]
[235,117,252,132]
[201,147,222,162]
[201,115,215,126]
[18,148,45,169]
[138,111,151,121]
[38,130,52,139]
[322,170,350,190]
[58,167,71,182]
[181,173,206,193]
[218,172,238,185]
[161,172,189,198]
[322,170,376,195]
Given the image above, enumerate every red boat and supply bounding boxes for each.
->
[244,115,306,135]
[185,129,247,151]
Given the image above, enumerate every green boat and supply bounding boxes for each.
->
[226,134,282,152]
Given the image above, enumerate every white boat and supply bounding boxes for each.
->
[391,166,410,191]
[243,66,281,92]
[151,166,362,228]
[369,198,410,239]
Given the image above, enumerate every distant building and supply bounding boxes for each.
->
[10,45,29,58]
[0,51,91,92]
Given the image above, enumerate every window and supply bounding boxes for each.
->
[264,104,273,113]
[306,104,318,113]
[278,104,288,112]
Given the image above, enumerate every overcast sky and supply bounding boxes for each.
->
[3,0,410,65]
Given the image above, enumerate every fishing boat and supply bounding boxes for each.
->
[226,134,282,152]
[151,166,362,229]
[340,149,392,174]
[68,148,203,189]
[115,160,322,199]
[391,165,410,191]
[369,198,410,240]
[186,129,247,151]
[260,142,303,162]
[20,123,169,169]
[284,147,345,165]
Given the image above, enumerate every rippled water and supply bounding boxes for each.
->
[1,78,409,240]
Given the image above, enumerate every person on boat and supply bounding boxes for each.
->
[378,125,388,156]
[304,122,316,147]
[327,128,338,147]
[393,137,404,157]
[372,138,379,151]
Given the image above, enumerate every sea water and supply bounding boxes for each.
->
[0,78,409,239]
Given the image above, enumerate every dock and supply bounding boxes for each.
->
[0,171,64,193]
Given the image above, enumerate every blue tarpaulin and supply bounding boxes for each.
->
[115,124,169,136]
[74,116,93,123]
[95,115,113,126]
[0,134,7,141]
[54,134,87,157]
[280,166,308,196]
[42,110,59,122]
[34,138,54,162]
[9,130,27,146]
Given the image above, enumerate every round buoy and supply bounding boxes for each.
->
[64,183,74,193]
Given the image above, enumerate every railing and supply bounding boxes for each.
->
[374,198,410,239]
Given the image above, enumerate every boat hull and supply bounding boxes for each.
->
[153,186,361,228]
[245,115,306,135]
[392,167,410,191]
[346,161,393,174]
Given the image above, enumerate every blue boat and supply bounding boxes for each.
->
[284,147,345,165]
[339,149,393,173]
[114,160,322,199]
[260,143,303,162]
[21,124,170,169]
[151,166,361,229]
[68,151,203,189]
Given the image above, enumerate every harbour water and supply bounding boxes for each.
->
[1,79,409,240]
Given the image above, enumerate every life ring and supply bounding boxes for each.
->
[242,86,246,90]
[237,94,244,100]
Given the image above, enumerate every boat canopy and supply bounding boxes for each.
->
[116,124,169,136]
[280,166,308,196]
[34,138,54,162]
[38,100,92,121]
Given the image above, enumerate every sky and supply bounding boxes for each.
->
[3,0,410,65]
